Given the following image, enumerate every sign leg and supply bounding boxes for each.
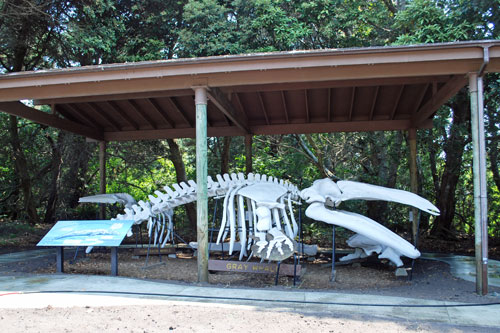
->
[111,247,118,276]
[56,247,64,273]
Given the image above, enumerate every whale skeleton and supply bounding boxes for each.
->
[300,178,440,266]
[79,175,439,266]
[79,173,301,261]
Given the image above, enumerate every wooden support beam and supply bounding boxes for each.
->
[327,88,332,122]
[281,91,289,124]
[304,90,310,123]
[390,85,404,120]
[348,87,356,121]
[34,89,194,106]
[411,83,430,116]
[167,97,193,127]
[369,86,380,120]
[144,98,174,128]
[207,87,250,134]
[233,93,246,120]
[54,105,79,123]
[251,119,433,136]
[103,126,245,141]
[86,102,121,131]
[107,101,139,130]
[257,92,270,125]
[65,103,100,129]
[102,119,433,141]
[412,75,468,126]
[126,100,157,129]
[0,101,103,140]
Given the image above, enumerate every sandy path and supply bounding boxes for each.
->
[0,302,475,333]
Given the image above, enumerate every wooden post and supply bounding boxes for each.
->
[408,128,419,246]
[99,141,107,219]
[245,134,253,174]
[469,72,488,295]
[194,86,209,283]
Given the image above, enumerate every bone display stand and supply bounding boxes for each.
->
[143,217,192,268]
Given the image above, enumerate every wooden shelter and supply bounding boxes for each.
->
[1,40,499,293]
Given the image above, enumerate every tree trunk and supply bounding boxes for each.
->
[8,115,39,223]
[220,136,232,174]
[167,138,196,230]
[430,92,470,238]
[43,132,64,223]
[364,132,403,223]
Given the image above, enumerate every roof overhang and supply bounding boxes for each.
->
[1,40,499,141]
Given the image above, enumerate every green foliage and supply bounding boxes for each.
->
[177,0,240,57]
[393,0,476,44]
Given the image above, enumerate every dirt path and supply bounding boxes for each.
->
[1,302,494,333]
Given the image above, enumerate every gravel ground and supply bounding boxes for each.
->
[23,248,500,304]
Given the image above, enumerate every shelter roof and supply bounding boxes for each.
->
[1,40,499,141]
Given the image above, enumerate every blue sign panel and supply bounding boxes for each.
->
[37,220,135,247]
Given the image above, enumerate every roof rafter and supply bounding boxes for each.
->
[144,98,174,128]
[348,87,356,121]
[207,87,250,134]
[327,88,332,122]
[0,102,103,140]
[369,86,380,120]
[167,97,192,127]
[281,91,289,124]
[126,100,157,129]
[65,103,100,129]
[390,86,405,120]
[257,92,270,125]
[107,101,139,130]
[304,90,310,123]
[411,83,430,116]
[412,75,468,126]
[86,102,121,131]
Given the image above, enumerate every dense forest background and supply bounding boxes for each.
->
[1,0,499,246]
